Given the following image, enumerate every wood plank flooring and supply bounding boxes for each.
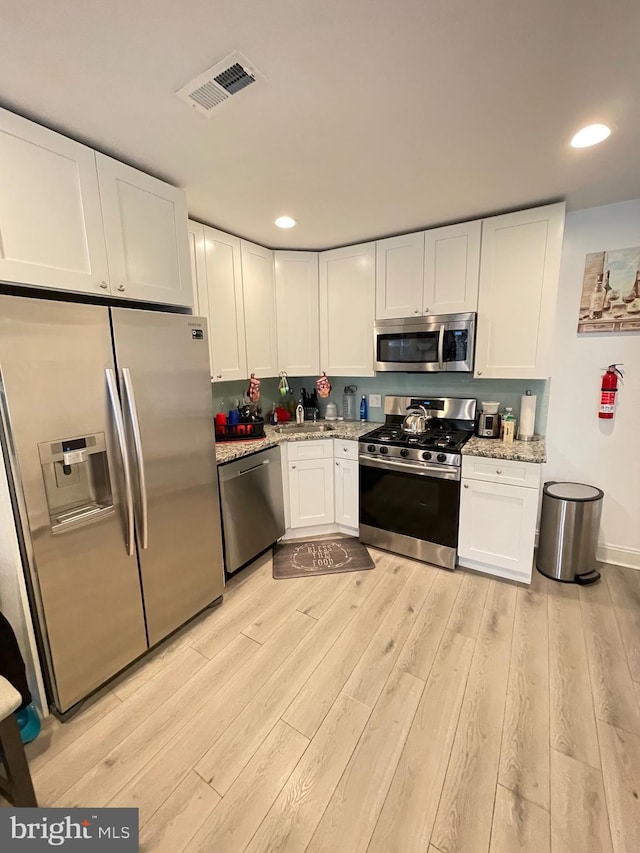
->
[14,547,640,852]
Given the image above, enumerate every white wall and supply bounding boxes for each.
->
[545,199,640,569]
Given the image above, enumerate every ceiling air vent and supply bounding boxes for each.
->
[176,51,260,117]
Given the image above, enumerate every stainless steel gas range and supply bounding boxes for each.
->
[358,396,477,569]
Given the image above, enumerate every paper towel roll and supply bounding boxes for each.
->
[519,392,536,440]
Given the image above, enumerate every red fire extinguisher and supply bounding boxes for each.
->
[599,364,624,419]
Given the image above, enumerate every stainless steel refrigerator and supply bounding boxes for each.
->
[0,295,224,716]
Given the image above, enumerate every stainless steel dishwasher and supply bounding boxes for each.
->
[218,446,285,574]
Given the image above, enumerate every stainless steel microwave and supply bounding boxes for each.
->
[374,312,476,373]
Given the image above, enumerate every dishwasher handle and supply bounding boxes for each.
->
[237,459,271,477]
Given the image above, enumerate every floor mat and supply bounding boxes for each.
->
[273,538,375,579]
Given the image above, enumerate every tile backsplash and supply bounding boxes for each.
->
[212,373,550,434]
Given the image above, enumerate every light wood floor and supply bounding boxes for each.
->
[18,548,640,852]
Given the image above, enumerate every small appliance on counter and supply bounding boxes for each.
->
[325,401,338,420]
[476,401,501,438]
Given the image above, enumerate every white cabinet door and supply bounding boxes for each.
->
[335,458,359,530]
[275,251,320,375]
[320,242,376,376]
[202,226,247,382]
[96,153,192,306]
[458,477,538,578]
[241,240,278,378]
[475,203,565,379]
[423,220,481,315]
[187,220,206,316]
[375,232,424,319]
[288,458,335,528]
[0,108,109,295]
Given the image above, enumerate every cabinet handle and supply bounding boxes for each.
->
[343,447,348,452]
[335,461,340,467]
[99,281,109,290]
[496,469,503,475]
[477,371,483,376]
[424,308,429,313]
[463,484,469,489]
[291,465,296,469]
[117,284,126,293]
[413,309,419,314]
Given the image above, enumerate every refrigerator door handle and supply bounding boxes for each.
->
[105,368,135,556]
[121,367,149,550]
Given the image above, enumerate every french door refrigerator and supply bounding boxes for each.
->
[0,294,224,716]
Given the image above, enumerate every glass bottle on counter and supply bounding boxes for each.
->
[501,408,516,444]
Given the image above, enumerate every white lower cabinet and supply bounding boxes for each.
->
[334,458,358,530]
[458,456,541,583]
[288,458,335,529]
[282,439,359,538]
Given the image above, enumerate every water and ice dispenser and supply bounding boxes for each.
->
[38,433,114,532]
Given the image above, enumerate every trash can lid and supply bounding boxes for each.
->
[544,482,604,501]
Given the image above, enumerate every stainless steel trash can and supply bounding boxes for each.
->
[536,482,604,584]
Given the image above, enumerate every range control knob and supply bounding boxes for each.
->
[400,448,409,458]
[379,446,389,455]
[367,444,377,453]
[422,451,432,461]
[437,453,447,463]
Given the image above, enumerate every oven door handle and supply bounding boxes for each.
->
[437,324,445,370]
[359,454,460,481]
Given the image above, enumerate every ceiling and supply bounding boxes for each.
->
[1,1,639,249]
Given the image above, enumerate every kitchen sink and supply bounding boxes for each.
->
[274,422,336,433]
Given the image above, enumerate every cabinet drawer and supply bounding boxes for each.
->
[287,439,333,461]
[333,439,359,461]
[462,455,541,489]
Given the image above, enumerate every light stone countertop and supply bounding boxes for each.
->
[462,435,547,464]
[215,421,378,465]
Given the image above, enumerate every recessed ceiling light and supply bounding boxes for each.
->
[570,124,611,148]
[275,215,296,229]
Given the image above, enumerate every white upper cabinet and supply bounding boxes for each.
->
[201,225,247,382]
[375,232,425,319]
[474,202,565,379]
[423,220,481,315]
[274,251,320,376]
[96,154,192,306]
[0,108,109,295]
[187,220,205,315]
[375,221,480,320]
[240,240,278,378]
[320,242,376,377]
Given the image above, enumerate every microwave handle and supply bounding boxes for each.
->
[437,325,445,370]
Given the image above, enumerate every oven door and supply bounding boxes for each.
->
[359,455,460,567]
[374,319,444,372]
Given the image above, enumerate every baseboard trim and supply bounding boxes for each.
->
[535,530,639,571]
[281,522,357,541]
[597,543,640,571]
[457,556,532,585]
